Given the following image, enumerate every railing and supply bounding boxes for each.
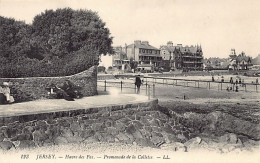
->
[142,76,259,93]
[97,80,156,100]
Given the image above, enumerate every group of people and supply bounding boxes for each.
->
[48,80,83,101]
[0,82,14,104]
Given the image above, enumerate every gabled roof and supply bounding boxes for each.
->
[160,45,202,54]
[127,43,159,50]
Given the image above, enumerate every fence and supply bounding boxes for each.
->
[97,80,156,100]
[142,76,259,93]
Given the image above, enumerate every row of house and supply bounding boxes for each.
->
[112,40,204,72]
[111,40,253,73]
[204,49,253,70]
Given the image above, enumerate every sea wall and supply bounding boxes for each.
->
[0,99,259,153]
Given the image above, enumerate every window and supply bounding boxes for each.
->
[149,50,152,53]
[142,49,145,53]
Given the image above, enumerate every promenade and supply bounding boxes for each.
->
[0,94,153,118]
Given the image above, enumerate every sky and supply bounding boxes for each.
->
[1,0,260,59]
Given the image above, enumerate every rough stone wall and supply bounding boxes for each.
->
[0,66,97,102]
[0,102,259,153]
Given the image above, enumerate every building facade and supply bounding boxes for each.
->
[228,50,252,70]
[160,41,204,71]
[125,40,162,67]
[112,46,130,71]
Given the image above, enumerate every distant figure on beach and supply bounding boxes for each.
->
[226,86,230,91]
[0,82,14,104]
[230,77,233,84]
[256,78,259,84]
[135,75,142,94]
[235,85,239,92]
[212,76,215,82]
[221,76,224,82]
[239,78,242,84]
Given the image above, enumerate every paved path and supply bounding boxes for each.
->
[0,94,150,117]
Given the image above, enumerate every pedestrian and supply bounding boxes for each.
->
[0,82,14,104]
[256,78,259,84]
[230,77,233,84]
[235,85,239,92]
[135,75,142,94]
[221,76,224,82]
[212,76,215,82]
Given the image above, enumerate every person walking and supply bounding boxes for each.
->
[135,75,142,94]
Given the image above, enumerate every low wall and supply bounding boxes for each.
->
[0,99,163,150]
[0,66,97,102]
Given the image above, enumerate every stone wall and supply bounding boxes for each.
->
[0,100,259,152]
[0,66,97,102]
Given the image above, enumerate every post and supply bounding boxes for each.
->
[153,84,155,98]
[146,82,148,95]
[148,85,150,100]
[104,80,107,91]
[120,81,123,92]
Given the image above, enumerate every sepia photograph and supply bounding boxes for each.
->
[0,0,260,162]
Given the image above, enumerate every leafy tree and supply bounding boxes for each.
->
[0,8,113,77]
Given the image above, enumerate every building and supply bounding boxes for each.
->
[112,46,130,72]
[137,64,154,73]
[203,57,229,70]
[160,41,204,71]
[228,50,252,70]
[125,40,162,67]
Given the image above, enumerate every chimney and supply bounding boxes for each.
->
[134,40,141,45]
[141,41,149,45]
[167,41,173,47]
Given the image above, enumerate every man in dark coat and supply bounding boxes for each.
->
[135,75,142,94]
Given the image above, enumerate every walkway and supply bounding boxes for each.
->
[0,94,153,118]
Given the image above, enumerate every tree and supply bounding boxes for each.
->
[130,57,138,70]
[0,8,113,77]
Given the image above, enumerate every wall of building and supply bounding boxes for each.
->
[0,66,97,102]
[126,47,134,60]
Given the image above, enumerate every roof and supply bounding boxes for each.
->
[160,45,202,54]
[127,43,159,50]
